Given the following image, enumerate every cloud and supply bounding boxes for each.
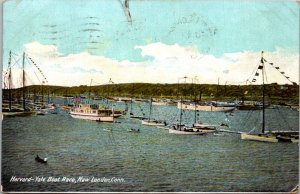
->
[24,41,59,58]
[20,41,299,86]
[135,43,299,85]
[135,42,199,61]
[223,70,229,74]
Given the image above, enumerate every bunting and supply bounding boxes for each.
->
[251,54,295,84]
[266,60,294,84]
[27,55,48,84]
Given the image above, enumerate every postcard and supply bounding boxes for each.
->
[1,0,299,192]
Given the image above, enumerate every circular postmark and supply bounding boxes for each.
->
[167,12,217,59]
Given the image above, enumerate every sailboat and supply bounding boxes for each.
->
[241,51,299,143]
[127,84,146,120]
[191,103,218,133]
[3,51,36,117]
[128,98,146,120]
[141,98,166,126]
[169,98,206,135]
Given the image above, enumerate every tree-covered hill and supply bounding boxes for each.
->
[3,83,299,104]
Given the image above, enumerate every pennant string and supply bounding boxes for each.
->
[250,55,295,85]
[25,53,48,84]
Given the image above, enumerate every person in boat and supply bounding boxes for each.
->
[220,123,229,127]
[35,155,47,163]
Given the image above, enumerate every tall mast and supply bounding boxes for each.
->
[8,51,12,111]
[47,89,50,104]
[41,82,44,104]
[193,79,197,124]
[261,51,265,134]
[130,83,134,115]
[33,88,36,104]
[148,98,152,121]
[179,97,182,131]
[89,79,92,104]
[216,77,220,99]
[22,52,26,111]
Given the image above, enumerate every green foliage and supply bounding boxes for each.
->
[3,83,299,104]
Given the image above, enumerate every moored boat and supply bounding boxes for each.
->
[127,128,140,133]
[70,104,114,122]
[141,98,167,126]
[178,101,235,112]
[192,122,217,133]
[169,125,206,135]
[141,119,166,126]
[35,155,47,163]
[241,133,298,143]
[240,51,299,143]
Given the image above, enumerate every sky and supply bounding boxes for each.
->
[3,0,299,87]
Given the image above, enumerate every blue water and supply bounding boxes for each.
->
[2,100,299,192]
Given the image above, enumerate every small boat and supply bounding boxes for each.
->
[141,98,167,126]
[141,119,167,126]
[61,106,71,110]
[169,97,208,135]
[36,108,48,115]
[236,101,264,110]
[127,128,140,133]
[35,155,47,163]
[157,126,170,130]
[129,115,146,120]
[169,125,205,135]
[213,132,225,136]
[103,128,113,132]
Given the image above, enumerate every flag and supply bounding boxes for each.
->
[75,97,81,102]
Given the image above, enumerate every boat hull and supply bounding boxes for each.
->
[70,112,114,122]
[129,116,146,120]
[236,105,263,110]
[141,120,166,126]
[178,102,235,112]
[169,128,205,135]
[3,111,36,117]
[241,133,299,143]
[241,133,278,143]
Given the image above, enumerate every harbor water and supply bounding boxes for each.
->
[2,101,299,192]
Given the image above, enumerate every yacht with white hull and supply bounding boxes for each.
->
[70,104,114,122]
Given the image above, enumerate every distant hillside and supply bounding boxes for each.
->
[3,83,299,104]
